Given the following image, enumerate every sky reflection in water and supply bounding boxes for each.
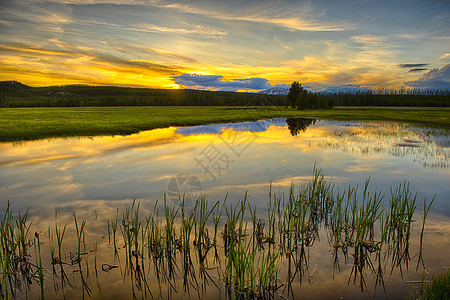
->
[0,119,449,216]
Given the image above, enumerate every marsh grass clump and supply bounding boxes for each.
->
[223,196,281,299]
[193,196,219,262]
[0,203,43,299]
[73,214,92,298]
[385,182,417,273]
[410,270,450,300]
[53,212,66,266]
[416,196,435,272]
[34,232,44,299]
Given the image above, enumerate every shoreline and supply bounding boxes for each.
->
[1,106,449,142]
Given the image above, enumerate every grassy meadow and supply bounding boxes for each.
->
[1,106,449,142]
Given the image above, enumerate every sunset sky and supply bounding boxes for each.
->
[0,0,449,91]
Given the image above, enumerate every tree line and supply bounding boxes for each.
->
[0,80,448,108]
[287,81,449,109]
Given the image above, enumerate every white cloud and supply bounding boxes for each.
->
[0,1,73,25]
[153,0,354,32]
[439,53,450,60]
[405,64,450,90]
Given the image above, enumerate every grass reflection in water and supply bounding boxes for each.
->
[0,168,439,299]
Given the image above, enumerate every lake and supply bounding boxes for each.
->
[0,118,449,299]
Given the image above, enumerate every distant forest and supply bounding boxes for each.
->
[319,90,449,107]
[0,81,448,108]
[0,81,286,107]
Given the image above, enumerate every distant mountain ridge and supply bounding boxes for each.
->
[258,85,375,95]
[257,87,289,95]
[303,84,374,94]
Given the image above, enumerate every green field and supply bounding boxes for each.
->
[1,106,449,142]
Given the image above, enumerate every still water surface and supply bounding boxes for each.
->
[0,119,449,299]
[1,118,448,213]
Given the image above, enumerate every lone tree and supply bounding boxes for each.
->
[287,81,303,108]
